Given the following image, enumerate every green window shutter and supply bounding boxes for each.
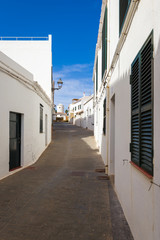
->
[96,57,98,93]
[140,37,153,175]
[102,7,107,79]
[131,56,140,165]
[131,32,153,175]
[105,7,107,73]
[119,0,131,34]
[103,98,106,135]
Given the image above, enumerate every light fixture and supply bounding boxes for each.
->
[57,78,63,89]
[53,78,63,91]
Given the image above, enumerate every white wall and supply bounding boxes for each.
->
[72,96,94,131]
[108,0,160,239]
[93,45,107,164]
[93,0,160,239]
[0,35,52,99]
[83,96,94,131]
[0,51,51,180]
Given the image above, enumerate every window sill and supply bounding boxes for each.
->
[130,161,153,179]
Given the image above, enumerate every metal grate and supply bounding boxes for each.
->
[95,169,105,173]
[97,175,109,180]
[71,171,85,176]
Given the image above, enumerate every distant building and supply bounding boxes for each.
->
[57,104,64,113]
[53,103,67,121]
[83,95,94,131]
[0,36,52,180]
[69,95,94,131]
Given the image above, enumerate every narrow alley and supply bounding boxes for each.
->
[0,123,133,240]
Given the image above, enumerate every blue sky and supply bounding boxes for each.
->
[0,0,102,110]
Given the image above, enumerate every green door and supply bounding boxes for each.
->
[9,112,21,171]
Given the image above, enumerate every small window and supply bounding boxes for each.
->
[40,104,43,133]
[103,98,106,135]
[119,0,131,34]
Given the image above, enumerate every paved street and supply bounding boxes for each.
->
[0,122,133,240]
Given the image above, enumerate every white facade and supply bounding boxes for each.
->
[82,96,94,131]
[0,51,52,180]
[57,104,64,113]
[53,113,67,121]
[69,95,94,131]
[93,1,160,240]
[0,36,52,98]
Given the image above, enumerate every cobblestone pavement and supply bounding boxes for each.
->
[0,122,133,240]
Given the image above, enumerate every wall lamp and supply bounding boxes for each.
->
[53,78,63,91]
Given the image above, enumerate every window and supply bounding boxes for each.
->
[102,7,107,79]
[103,98,106,135]
[40,104,43,133]
[130,32,153,176]
[96,57,98,93]
[119,0,131,34]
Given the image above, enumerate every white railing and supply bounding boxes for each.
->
[0,36,49,41]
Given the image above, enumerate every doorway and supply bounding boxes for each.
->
[110,95,115,184]
[9,112,21,171]
[45,114,48,146]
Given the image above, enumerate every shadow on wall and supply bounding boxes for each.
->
[73,114,94,131]
[99,68,131,170]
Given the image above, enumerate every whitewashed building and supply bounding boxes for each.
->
[69,95,94,131]
[0,36,52,180]
[57,103,64,113]
[53,113,67,121]
[93,1,160,240]
[82,95,94,131]
[68,99,79,124]
[53,103,67,121]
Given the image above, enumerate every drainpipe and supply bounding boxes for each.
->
[105,85,110,175]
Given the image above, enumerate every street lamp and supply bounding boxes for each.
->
[52,78,63,129]
[53,78,63,90]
